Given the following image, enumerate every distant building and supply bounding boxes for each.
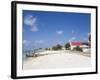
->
[80,45,89,52]
[69,42,89,52]
[70,42,81,50]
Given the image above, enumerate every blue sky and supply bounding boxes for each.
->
[23,10,90,50]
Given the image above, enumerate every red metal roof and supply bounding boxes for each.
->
[71,42,81,46]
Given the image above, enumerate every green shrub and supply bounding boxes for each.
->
[52,44,62,50]
[65,43,70,50]
[73,46,83,52]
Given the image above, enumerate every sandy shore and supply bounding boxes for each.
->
[23,50,91,70]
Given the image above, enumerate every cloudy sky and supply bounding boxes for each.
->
[23,10,90,50]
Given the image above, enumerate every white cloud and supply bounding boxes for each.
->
[35,40,44,44]
[23,40,27,44]
[72,30,75,34]
[71,37,76,40]
[83,38,87,41]
[23,40,29,46]
[56,30,63,35]
[31,25,38,32]
[69,37,76,42]
[24,15,38,32]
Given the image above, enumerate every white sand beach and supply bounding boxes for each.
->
[23,50,91,70]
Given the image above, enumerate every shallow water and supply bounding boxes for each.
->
[22,49,44,60]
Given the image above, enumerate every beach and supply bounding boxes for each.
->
[23,50,91,70]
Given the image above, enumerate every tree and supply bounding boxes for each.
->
[88,33,91,47]
[39,48,42,49]
[89,34,91,42]
[82,42,89,46]
[52,44,62,50]
[65,43,70,50]
[45,48,49,50]
[56,44,62,50]
[52,46,57,50]
[73,46,83,52]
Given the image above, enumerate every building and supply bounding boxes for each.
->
[70,42,81,50]
[69,42,89,52]
[80,45,89,52]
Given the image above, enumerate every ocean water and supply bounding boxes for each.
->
[22,49,44,61]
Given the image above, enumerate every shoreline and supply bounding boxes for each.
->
[23,50,91,70]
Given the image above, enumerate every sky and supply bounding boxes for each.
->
[22,10,90,50]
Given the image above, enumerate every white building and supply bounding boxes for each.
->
[69,42,89,52]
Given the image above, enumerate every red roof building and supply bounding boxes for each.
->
[70,42,82,50]
[71,42,82,46]
[70,42,89,52]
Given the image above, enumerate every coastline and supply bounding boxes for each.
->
[23,50,91,70]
